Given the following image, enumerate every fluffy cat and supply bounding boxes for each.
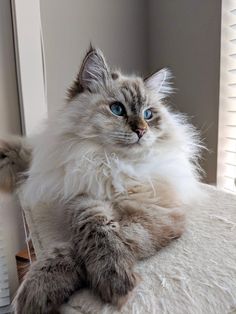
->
[0,46,203,313]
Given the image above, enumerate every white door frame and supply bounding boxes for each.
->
[11,0,47,136]
[10,0,47,291]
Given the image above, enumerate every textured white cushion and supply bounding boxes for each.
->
[23,185,236,314]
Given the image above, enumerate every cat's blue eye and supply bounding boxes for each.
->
[144,109,153,120]
[110,102,126,116]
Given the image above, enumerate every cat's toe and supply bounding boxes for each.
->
[170,209,186,238]
[110,270,139,308]
[98,268,139,308]
[107,220,119,230]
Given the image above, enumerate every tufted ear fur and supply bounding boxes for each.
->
[67,46,110,100]
[145,68,173,100]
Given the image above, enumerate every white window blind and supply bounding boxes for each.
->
[0,228,10,311]
[218,0,236,194]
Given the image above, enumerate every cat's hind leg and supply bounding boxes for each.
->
[115,200,186,260]
[13,243,85,314]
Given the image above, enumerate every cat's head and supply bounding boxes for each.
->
[64,46,174,154]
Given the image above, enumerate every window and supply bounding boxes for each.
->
[218,0,236,193]
[0,228,10,311]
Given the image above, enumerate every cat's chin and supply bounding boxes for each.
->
[123,140,155,151]
[114,137,154,148]
[106,140,152,157]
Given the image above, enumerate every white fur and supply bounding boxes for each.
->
[20,100,202,210]
[19,53,203,211]
[145,68,173,100]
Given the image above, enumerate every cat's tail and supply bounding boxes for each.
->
[12,243,85,314]
[0,136,31,193]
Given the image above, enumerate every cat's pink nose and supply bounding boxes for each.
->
[135,128,147,138]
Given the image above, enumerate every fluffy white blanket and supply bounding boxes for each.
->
[24,185,236,314]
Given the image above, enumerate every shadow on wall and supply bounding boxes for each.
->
[148,0,221,184]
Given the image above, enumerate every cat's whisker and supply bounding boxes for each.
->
[109,135,134,141]
[110,134,133,139]
[109,135,135,142]
[110,132,134,138]
[111,131,133,135]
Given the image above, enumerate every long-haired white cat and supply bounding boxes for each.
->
[0,46,203,313]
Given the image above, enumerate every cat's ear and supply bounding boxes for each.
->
[79,46,110,91]
[67,46,110,100]
[144,68,173,100]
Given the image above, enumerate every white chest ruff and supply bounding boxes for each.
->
[64,151,200,206]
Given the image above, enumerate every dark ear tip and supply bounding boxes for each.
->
[88,42,95,54]
[67,45,107,100]
[87,43,103,58]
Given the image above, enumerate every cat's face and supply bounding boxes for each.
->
[66,47,173,153]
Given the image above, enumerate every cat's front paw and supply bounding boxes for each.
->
[12,245,79,314]
[13,278,55,314]
[169,209,186,239]
[97,267,139,308]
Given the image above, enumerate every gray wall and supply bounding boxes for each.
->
[0,1,21,135]
[40,0,148,115]
[148,0,222,183]
[0,0,25,296]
